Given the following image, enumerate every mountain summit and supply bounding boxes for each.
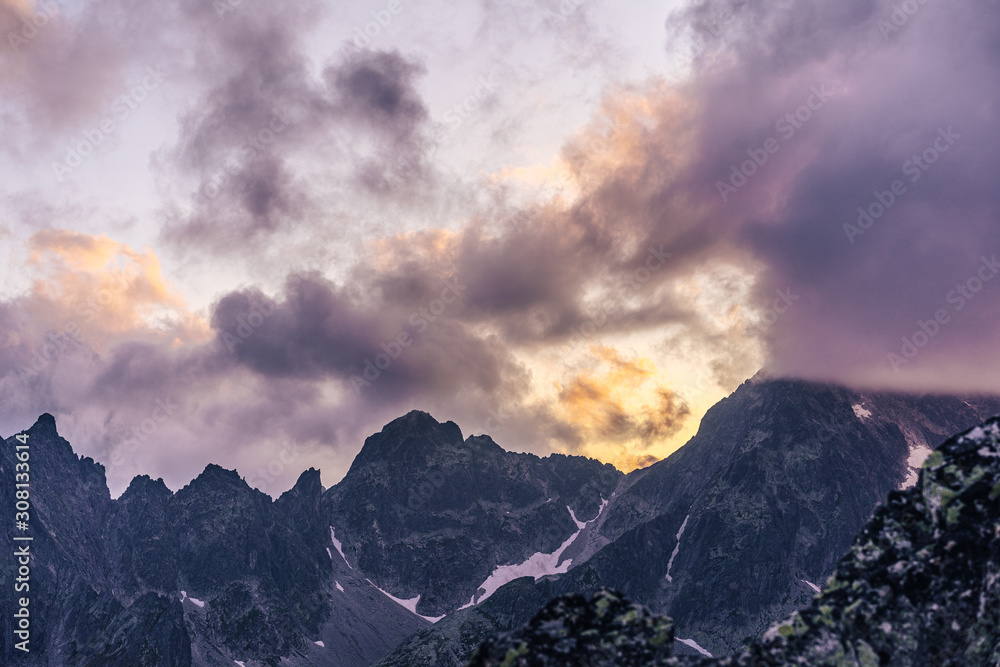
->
[325,410,622,617]
[350,410,468,468]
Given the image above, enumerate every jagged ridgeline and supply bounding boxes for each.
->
[0,414,428,666]
[1,379,998,666]
[0,410,620,666]
[377,380,1000,666]
[469,418,1000,666]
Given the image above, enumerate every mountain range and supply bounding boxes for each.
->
[2,376,998,665]
[470,415,1000,665]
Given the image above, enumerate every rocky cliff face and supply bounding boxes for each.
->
[0,415,191,665]
[323,410,622,617]
[469,416,1000,666]
[0,410,620,665]
[559,378,1000,653]
[380,378,1000,664]
[0,416,426,666]
[374,577,552,667]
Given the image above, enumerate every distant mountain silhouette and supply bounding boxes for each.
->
[2,379,997,665]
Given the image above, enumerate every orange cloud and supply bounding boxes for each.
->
[0,0,31,15]
[23,229,208,347]
[563,83,698,193]
[366,228,459,275]
[0,0,30,39]
[555,345,690,470]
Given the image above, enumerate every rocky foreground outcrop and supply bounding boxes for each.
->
[469,417,1000,666]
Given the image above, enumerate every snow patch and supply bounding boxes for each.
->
[330,527,352,569]
[908,445,933,469]
[567,505,587,530]
[596,496,609,518]
[180,591,205,607]
[676,638,713,657]
[567,497,609,530]
[899,443,934,490]
[234,662,245,666]
[665,514,690,583]
[802,580,821,594]
[465,498,610,609]
[465,532,578,607]
[852,404,872,420]
[326,547,332,560]
[335,581,344,592]
[314,640,325,647]
[366,580,444,623]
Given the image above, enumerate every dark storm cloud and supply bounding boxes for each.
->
[379,0,1000,393]
[161,44,434,248]
[351,205,706,350]
[448,0,1000,394]
[663,0,1000,389]
[324,50,429,146]
[0,0,433,249]
[209,273,522,403]
[0,266,394,495]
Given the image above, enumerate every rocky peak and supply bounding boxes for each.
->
[741,415,1000,665]
[174,463,263,508]
[120,474,173,502]
[22,413,108,484]
[29,411,59,436]
[195,462,244,483]
[275,468,328,552]
[350,409,465,468]
[279,467,323,501]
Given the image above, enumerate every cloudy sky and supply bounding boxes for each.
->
[1,0,998,497]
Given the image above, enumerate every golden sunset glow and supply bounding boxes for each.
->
[23,230,209,347]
